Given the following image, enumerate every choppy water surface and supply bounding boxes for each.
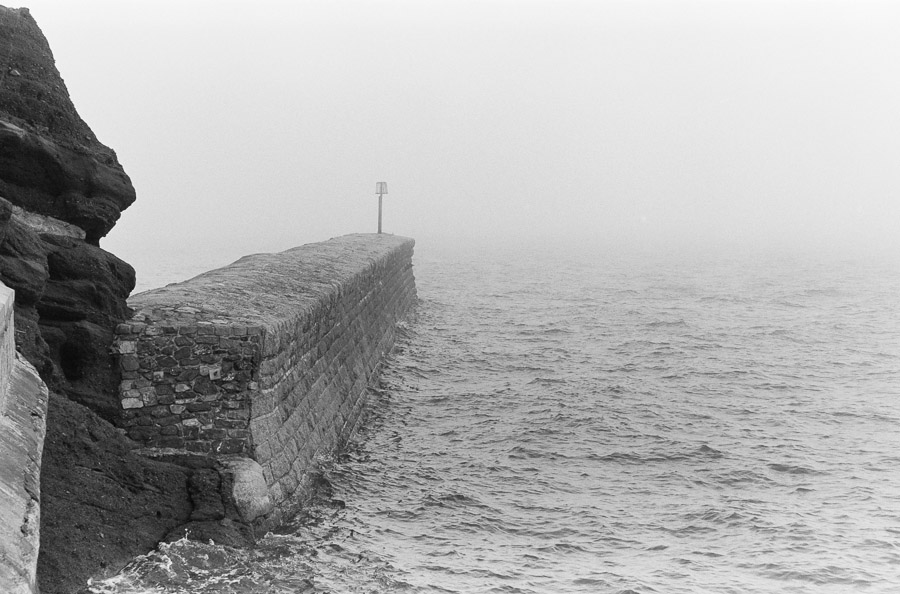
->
[92,243,900,593]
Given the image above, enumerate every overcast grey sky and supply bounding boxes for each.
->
[18,0,900,276]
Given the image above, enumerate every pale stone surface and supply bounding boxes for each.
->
[0,353,49,594]
[0,282,13,414]
[8,203,86,240]
[220,457,274,522]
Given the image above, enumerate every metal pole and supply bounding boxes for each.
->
[375,182,387,234]
[378,192,383,234]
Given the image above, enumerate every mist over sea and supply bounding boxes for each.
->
[95,240,900,593]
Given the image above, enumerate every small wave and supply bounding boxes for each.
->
[609,364,640,373]
[801,287,840,298]
[587,451,676,464]
[435,492,483,506]
[695,444,725,458]
[692,550,725,557]
[660,524,718,536]
[682,508,744,524]
[773,299,809,309]
[767,463,823,475]
[714,469,774,486]
[644,319,688,328]
[605,384,630,394]
[506,364,554,373]
[516,327,573,336]
[403,364,441,378]
[700,294,750,304]
[527,377,567,385]
[586,444,724,465]
[571,577,608,586]
[536,542,590,554]
[587,451,644,464]
[759,565,875,587]
[508,446,570,460]
[755,382,797,391]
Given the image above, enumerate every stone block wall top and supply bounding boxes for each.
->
[128,233,415,330]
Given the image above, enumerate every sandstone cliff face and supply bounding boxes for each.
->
[0,7,199,594]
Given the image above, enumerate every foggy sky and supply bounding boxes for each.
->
[17,0,900,278]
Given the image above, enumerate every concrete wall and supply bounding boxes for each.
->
[113,234,416,522]
[0,281,49,594]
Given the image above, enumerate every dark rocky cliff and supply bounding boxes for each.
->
[0,7,214,593]
[0,6,134,244]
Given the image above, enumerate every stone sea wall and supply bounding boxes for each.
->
[112,234,416,523]
[0,281,49,594]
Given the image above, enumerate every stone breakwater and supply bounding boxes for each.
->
[0,281,49,594]
[113,233,416,524]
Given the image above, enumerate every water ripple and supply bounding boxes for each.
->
[90,247,900,594]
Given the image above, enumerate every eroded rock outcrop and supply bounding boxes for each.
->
[0,7,134,243]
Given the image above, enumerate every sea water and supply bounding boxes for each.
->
[90,240,900,593]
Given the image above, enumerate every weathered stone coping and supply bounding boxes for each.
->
[127,233,413,325]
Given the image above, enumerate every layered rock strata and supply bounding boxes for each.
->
[115,234,417,526]
[0,5,136,415]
